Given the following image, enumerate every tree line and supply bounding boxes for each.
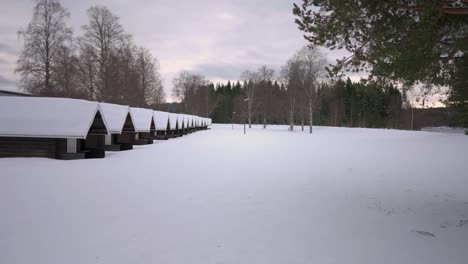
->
[17,0,463,130]
[169,46,414,131]
[16,0,165,109]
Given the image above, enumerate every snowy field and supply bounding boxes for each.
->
[1,124,468,264]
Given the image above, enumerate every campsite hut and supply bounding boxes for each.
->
[197,117,201,129]
[175,114,185,136]
[153,111,170,140]
[117,107,154,145]
[0,97,108,159]
[181,114,190,135]
[186,115,194,133]
[99,102,135,151]
[202,118,207,129]
[167,113,179,138]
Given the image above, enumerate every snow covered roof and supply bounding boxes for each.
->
[153,111,169,131]
[186,115,193,128]
[168,113,178,130]
[183,114,190,128]
[99,103,131,134]
[129,107,154,133]
[176,114,184,128]
[0,97,108,139]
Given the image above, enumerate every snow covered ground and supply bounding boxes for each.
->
[1,124,467,264]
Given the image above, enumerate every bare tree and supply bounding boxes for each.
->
[280,58,303,131]
[172,71,206,113]
[53,44,80,98]
[80,5,124,100]
[240,70,258,128]
[296,46,327,134]
[256,65,275,129]
[77,41,98,100]
[16,0,72,95]
[135,47,165,108]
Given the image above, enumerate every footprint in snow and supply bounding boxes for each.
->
[412,230,436,237]
[457,219,468,227]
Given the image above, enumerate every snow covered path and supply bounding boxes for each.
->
[1,125,468,264]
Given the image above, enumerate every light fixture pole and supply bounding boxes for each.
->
[243,98,250,135]
[232,112,236,130]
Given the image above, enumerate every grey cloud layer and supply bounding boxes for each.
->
[0,0,341,95]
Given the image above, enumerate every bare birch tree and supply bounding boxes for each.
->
[16,0,72,96]
[296,46,327,134]
[240,70,258,128]
[80,5,124,100]
[135,47,165,108]
[280,58,303,131]
[53,44,80,97]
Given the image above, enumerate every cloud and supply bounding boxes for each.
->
[0,74,15,85]
[0,0,359,97]
[0,43,15,53]
[0,74,19,91]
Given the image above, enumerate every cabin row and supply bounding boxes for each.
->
[0,96,212,160]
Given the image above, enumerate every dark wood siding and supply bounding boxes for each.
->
[0,137,56,158]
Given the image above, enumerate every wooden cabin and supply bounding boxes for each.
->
[176,114,185,136]
[181,114,189,135]
[0,97,108,159]
[99,103,135,151]
[123,107,155,145]
[153,111,170,140]
[166,113,179,138]
[194,116,200,131]
[186,115,194,133]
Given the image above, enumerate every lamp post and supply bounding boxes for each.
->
[243,98,250,135]
[232,112,236,130]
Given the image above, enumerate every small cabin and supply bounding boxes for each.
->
[153,111,170,140]
[186,115,194,133]
[0,97,108,159]
[176,114,185,136]
[167,113,180,138]
[118,107,155,145]
[99,102,135,151]
[181,114,189,135]
[194,116,200,130]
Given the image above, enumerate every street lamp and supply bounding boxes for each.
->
[243,98,250,135]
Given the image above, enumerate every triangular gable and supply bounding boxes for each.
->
[150,118,156,132]
[87,110,108,136]
[122,113,136,133]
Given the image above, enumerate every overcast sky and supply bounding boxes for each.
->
[0,0,347,99]
[6,0,450,108]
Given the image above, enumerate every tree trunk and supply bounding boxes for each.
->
[289,108,294,131]
[309,97,313,134]
[248,103,252,128]
[411,107,414,130]
[301,110,304,131]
